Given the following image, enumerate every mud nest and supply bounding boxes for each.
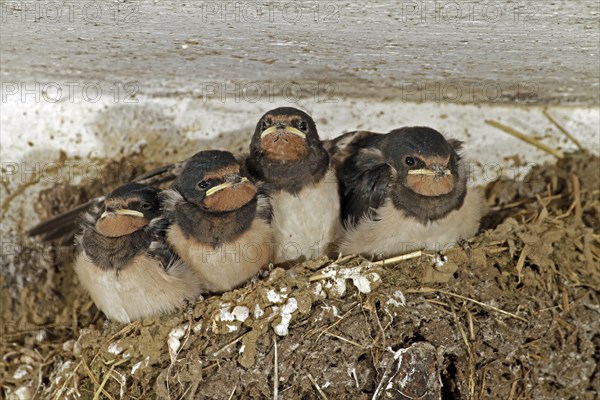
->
[1,151,599,399]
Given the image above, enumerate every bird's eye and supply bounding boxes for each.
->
[140,201,152,210]
[198,181,210,190]
[262,120,270,130]
[405,157,415,166]
[298,120,308,132]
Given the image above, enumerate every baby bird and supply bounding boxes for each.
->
[75,183,202,323]
[245,107,340,264]
[332,127,484,258]
[28,162,186,244]
[163,150,273,292]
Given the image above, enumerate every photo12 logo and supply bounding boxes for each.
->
[1,242,79,270]
[1,1,140,24]
[200,2,340,23]
[1,82,139,103]
[399,82,538,103]
[1,159,145,186]
[197,82,339,104]
[399,1,539,23]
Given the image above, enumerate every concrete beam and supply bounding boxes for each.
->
[1,0,599,104]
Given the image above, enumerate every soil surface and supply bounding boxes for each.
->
[1,151,598,399]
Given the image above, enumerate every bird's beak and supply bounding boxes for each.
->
[407,164,451,177]
[260,125,306,139]
[206,176,249,197]
[100,209,145,219]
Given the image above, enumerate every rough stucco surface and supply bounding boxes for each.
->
[1,0,599,103]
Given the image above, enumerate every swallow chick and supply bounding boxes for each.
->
[75,183,203,323]
[333,127,484,257]
[245,107,340,264]
[162,150,273,293]
[28,161,186,244]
